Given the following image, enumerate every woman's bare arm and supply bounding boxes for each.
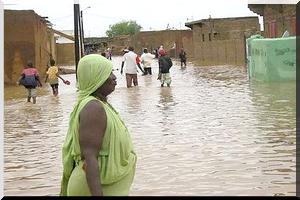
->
[79,100,107,196]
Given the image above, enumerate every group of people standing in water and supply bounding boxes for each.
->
[17,46,187,103]
[119,45,187,88]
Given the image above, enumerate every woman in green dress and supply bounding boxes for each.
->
[60,54,137,196]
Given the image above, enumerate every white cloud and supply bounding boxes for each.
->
[3,0,263,37]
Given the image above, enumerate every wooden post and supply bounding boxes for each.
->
[74,0,80,80]
[80,10,85,57]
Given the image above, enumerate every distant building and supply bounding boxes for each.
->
[84,37,111,54]
[185,16,260,66]
[248,4,296,38]
[55,30,74,44]
[54,30,75,66]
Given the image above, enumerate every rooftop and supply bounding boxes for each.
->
[185,16,258,28]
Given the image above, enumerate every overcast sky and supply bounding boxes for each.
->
[2,0,298,37]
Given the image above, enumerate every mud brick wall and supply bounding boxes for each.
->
[56,43,75,66]
[189,17,260,66]
[4,10,55,85]
[263,5,296,37]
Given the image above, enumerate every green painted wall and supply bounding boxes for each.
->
[247,35,296,81]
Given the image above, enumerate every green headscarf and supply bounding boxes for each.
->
[60,54,113,195]
[77,54,113,100]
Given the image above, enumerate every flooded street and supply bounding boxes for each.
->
[4,56,296,196]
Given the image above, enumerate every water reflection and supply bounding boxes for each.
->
[143,75,154,87]
[249,80,296,140]
[158,87,174,108]
[157,87,175,134]
[123,87,143,114]
[248,80,296,187]
[4,57,296,196]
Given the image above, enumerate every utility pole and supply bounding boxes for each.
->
[79,10,84,57]
[79,6,90,58]
[73,0,80,81]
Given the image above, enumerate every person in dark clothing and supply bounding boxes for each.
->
[101,52,107,57]
[154,48,159,58]
[158,49,173,87]
[179,48,187,68]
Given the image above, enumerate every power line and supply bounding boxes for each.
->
[84,12,127,20]
[50,14,73,21]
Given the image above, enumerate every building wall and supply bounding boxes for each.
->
[34,15,55,73]
[4,10,55,85]
[190,17,260,66]
[54,30,75,66]
[56,30,74,44]
[84,30,194,59]
[197,39,246,66]
[106,35,130,55]
[5,10,35,85]
[129,30,194,58]
[56,43,75,66]
[263,5,296,37]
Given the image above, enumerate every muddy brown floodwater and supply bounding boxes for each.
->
[4,56,296,196]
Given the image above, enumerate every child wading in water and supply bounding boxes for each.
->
[18,60,43,104]
[45,59,68,96]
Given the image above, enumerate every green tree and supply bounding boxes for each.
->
[106,20,142,37]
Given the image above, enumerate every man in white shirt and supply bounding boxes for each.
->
[120,46,145,88]
[141,48,155,75]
